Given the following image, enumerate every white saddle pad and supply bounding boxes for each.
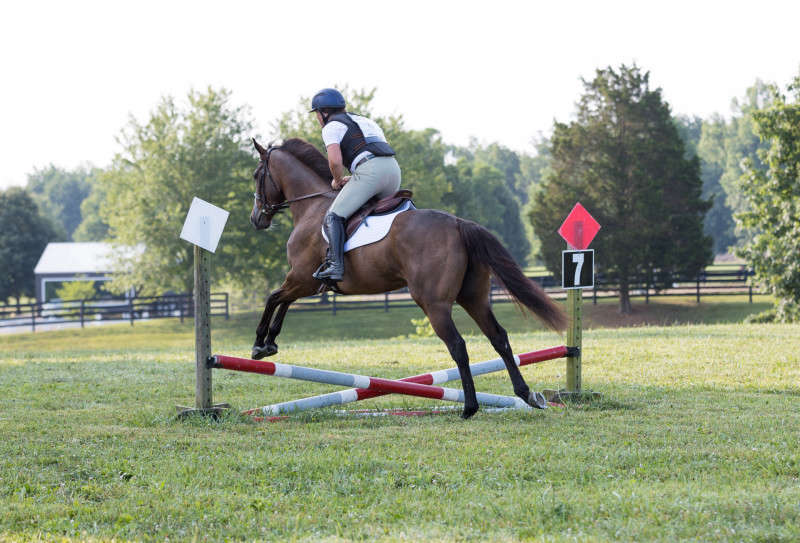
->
[322,200,415,253]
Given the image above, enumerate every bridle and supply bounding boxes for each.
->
[254,144,334,219]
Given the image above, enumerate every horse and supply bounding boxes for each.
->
[249,137,567,419]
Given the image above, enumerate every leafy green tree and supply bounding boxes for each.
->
[520,138,555,263]
[26,164,97,240]
[0,188,60,307]
[55,277,97,301]
[100,87,284,295]
[696,81,773,253]
[736,73,800,322]
[722,82,774,217]
[387,125,452,211]
[73,175,110,241]
[465,140,529,203]
[529,65,712,314]
[521,137,553,195]
[674,115,703,158]
[445,159,530,264]
[675,114,741,255]
[696,115,736,253]
[454,140,543,263]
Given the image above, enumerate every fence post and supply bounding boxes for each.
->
[332,293,337,316]
[129,298,135,326]
[31,302,36,332]
[80,300,85,328]
[645,275,650,304]
[593,282,597,305]
[749,285,753,304]
[384,292,389,312]
[696,277,701,304]
[224,292,229,320]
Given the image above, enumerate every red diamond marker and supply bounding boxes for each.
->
[558,203,600,250]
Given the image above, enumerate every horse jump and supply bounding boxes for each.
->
[211,345,573,418]
[249,138,568,419]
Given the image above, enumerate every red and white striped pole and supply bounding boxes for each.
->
[211,345,570,416]
[212,354,531,410]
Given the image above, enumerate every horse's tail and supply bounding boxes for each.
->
[458,219,567,332]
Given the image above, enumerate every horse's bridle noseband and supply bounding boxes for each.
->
[254,146,287,218]
[254,144,334,219]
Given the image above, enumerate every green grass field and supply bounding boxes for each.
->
[1,297,798,542]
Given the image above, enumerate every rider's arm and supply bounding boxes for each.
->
[326,143,350,189]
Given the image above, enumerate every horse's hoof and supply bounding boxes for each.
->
[251,343,278,360]
[461,404,479,419]
[527,391,548,409]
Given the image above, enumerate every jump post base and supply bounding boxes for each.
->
[175,403,232,420]
[542,390,601,403]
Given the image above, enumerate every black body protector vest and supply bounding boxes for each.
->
[327,112,395,170]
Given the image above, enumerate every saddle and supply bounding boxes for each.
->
[316,190,414,295]
[345,190,414,238]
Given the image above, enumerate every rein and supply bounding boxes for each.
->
[255,145,334,218]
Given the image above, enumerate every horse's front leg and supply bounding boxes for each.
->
[252,290,285,359]
[252,266,321,359]
[252,301,292,359]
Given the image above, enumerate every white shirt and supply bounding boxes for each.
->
[321,113,389,171]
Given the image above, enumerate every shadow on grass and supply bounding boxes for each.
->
[563,396,636,411]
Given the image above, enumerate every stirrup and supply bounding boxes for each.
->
[313,263,343,282]
[312,260,343,282]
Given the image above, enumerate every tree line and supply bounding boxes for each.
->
[1,65,798,319]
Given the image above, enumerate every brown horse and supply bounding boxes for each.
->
[249,138,566,418]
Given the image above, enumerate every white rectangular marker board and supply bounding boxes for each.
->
[179,197,230,253]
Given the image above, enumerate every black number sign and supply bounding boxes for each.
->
[562,250,594,289]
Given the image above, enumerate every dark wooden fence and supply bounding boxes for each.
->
[0,293,229,332]
[0,270,759,329]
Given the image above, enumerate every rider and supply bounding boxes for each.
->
[310,88,401,282]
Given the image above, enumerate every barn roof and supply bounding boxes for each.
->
[34,242,117,275]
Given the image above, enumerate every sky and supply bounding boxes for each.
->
[1,0,799,189]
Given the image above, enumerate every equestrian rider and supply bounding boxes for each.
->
[310,88,401,282]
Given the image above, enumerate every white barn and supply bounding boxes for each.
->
[33,242,123,302]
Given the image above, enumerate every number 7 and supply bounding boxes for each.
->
[572,253,584,286]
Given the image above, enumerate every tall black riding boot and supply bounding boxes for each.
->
[313,212,346,282]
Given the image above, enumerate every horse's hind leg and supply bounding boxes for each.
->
[421,302,479,419]
[457,272,544,409]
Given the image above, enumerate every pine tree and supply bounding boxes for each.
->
[529,65,712,313]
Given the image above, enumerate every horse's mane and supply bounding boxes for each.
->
[280,138,333,181]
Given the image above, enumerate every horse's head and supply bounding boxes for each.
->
[250,138,286,230]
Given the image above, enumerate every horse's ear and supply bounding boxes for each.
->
[252,138,267,156]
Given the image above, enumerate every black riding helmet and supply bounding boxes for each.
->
[310,88,346,112]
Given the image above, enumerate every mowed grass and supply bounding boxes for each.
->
[1,296,799,542]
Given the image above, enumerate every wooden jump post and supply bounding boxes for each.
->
[176,198,230,418]
[554,202,601,402]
